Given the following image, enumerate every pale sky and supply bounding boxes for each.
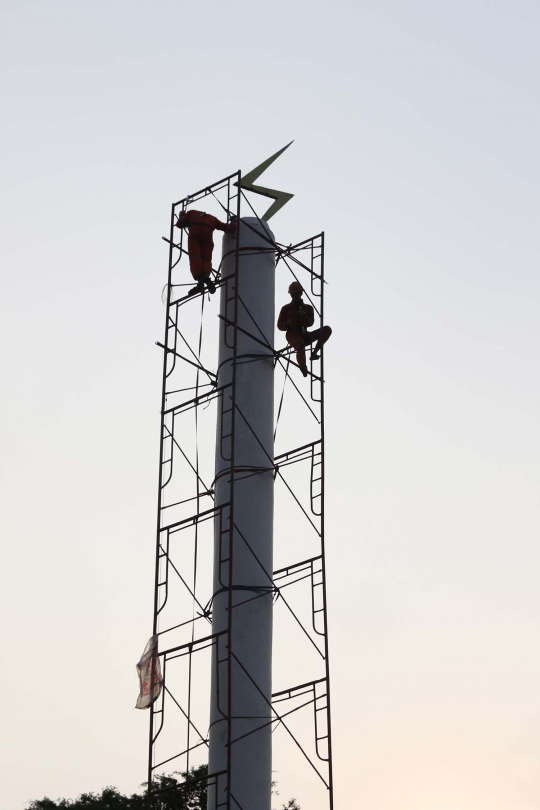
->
[2,1,540,809]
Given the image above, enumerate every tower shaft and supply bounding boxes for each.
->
[209,218,275,810]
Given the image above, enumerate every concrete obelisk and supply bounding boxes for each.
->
[208,217,275,810]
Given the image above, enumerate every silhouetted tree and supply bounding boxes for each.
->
[27,765,299,810]
[27,765,207,810]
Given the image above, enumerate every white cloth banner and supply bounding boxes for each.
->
[135,635,163,709]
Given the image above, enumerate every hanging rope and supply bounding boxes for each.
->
[186,292,205,774]
[274,354,291,443]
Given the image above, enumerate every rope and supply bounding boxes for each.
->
[187,293,205,772]
[274,354,290,443]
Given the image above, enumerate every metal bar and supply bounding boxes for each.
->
[274,587,325,660]
[162,503,229,534]
[171,317,217,376]
[167,640,216,661]
[150,656,166,746]
[164,383,231,415]
[273,571,312,591]
[230,697,315,746]
[273,554,322,577]
[173,171,240,207]
[276,239,325,282]
[153,736,208,771]
[319,231,334,808]
[278,252,321,318]
[156,613,208,638]
[218,314,322,381]
[161,235,189,257]
[231,652,329,789]
[225,168,242,810]
[235,401,321,535]
[163,423,212,495]
[276,465,321,536]
[275,439,321,463]
[162,491,213,511]
[275,356,321,422]
[163,685,208,749]
[272,676,327,699]
[166,382,214,395]
[156,340,217,384]
[147,201,176,802]
[160,629,226,658]
[160,548,208,615]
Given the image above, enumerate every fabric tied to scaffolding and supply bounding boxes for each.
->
[135,635,163,709]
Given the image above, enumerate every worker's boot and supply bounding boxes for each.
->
[188,280,205,297]
[300,363,308,377]
[204,275,216,295]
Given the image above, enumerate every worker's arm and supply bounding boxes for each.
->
[215,217,237,237]
[277,305,293,332]
[304,305,315,328]
[175,211,188,229]
[212,217,230,232]
[290,303,314,329]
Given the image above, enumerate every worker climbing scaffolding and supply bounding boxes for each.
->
[277,280,332,376]
[175,208,236,296]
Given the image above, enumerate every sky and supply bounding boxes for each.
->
[1,0,540,808]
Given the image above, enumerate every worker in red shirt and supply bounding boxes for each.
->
[175,209,236,296]
[277,281,332,377]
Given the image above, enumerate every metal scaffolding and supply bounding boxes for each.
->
[147,170,334,810]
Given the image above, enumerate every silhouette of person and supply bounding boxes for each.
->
[277,281,332,376]
[175,209,236,296]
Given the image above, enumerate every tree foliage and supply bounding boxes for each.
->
[27,765,299,810]
[27,766,208,810]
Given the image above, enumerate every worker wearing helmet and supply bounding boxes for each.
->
[175,209,236,297]
[277,281,332,377]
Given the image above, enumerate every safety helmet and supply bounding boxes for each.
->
[288,281,303,295]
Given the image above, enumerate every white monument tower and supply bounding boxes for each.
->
[208,217,276,810]
[144,143,334,810]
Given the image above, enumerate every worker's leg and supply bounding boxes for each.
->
[199,241,216,294]
[287,333,308,377]
[188,238,203,281]
[307,325,332,360]
[200,241,214,277]
[186,239,215,297]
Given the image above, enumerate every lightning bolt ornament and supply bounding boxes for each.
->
[238,141,294,221]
